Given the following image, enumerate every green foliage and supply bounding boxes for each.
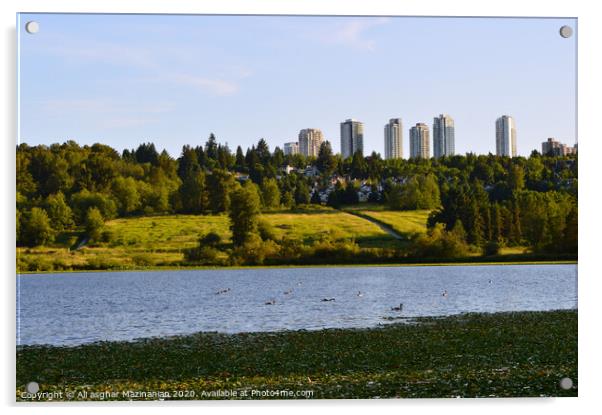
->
[483,240,501,256]
[229,181,262,246]
[386,174,440,210]
[294,180,311,205]
[316,141,336,176]
[411,223,469,258]
[16,140,577,256]
[71,190,117,223]
[261,178,281,210]
[206,169,236,213]
[200,231,222,247]
[111,176,141,215]
[20,207,55,247]
[258,219,277,241]
[85,207,105,241]
[180,170,209,214]
[45,192,74,231]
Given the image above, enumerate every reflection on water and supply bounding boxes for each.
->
[17,264,577,346]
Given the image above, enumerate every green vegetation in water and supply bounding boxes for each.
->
[16,310,577,400]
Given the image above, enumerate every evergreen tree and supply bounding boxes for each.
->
[294,180,311,205]
[468,200,485,246]
[316,141,336,176]
[180,170,208,214]
[134,143,159,165]
[205,134,219,161]
[261,178,281,210]
[207,169,235,213]
[235,146,246,171]
[491,203,503,243]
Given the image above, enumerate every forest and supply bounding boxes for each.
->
[16,134,577,268]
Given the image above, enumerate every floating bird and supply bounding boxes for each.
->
[442,290,448,297]
[215,288,231,295]
[357,291,364,297]
[284,289,293,295]
[265,299,276,305]
[488,279,492,284]
[391,303,403,312]
[321,298,336,302]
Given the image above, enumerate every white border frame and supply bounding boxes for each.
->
[2,1,600,414]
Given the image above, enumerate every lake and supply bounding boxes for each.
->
[16,264,577,346]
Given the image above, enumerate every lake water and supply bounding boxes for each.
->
[17,264,577,346]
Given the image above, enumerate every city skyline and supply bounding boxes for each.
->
[18,14,576,158]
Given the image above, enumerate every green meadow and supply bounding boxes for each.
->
[15,205,561,273]
[17,206,405,272]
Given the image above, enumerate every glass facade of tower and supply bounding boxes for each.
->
[409,123,430,159]
[384,118,403,159]
[433,114,455,158]
[495,115,517,157]
[340,119,364,159]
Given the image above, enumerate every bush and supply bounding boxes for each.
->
[200,231,222,247]
[131,253,155,267]
[411,224,470,258]
[258,220,277,241]
[25,256,53,272]
[84,207,105,241]
[232,234,280,265]
[20,208,55,247]
[184,246,222,264]
[483,241,501,256]
[100,229,115,243]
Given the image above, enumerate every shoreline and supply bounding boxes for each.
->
[16,259,577,275]
[17,307,578,349]
[16,310,578,399]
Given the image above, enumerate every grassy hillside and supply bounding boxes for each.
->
[343,205,430,236]
[17,206,401,272]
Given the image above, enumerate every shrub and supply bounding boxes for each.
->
[131,253,155,266]
[100,229,115,243]
[410,223,470,258]
[483,241,501,256]
[84,207,105,241]
[200,231,222,247]
[258,220,277,241]
[21,208,55,247]
[184,246,222,264]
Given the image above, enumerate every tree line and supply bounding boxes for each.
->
[17,134,577,257]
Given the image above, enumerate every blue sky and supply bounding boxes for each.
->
[18,14,576,158]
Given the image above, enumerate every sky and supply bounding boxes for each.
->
[18,13,577,158]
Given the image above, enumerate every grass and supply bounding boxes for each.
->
[17,206,400,272]
[263,206,399,248]
[345,208,431,236]
[16,205,569,272]
[16,310,577,400]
